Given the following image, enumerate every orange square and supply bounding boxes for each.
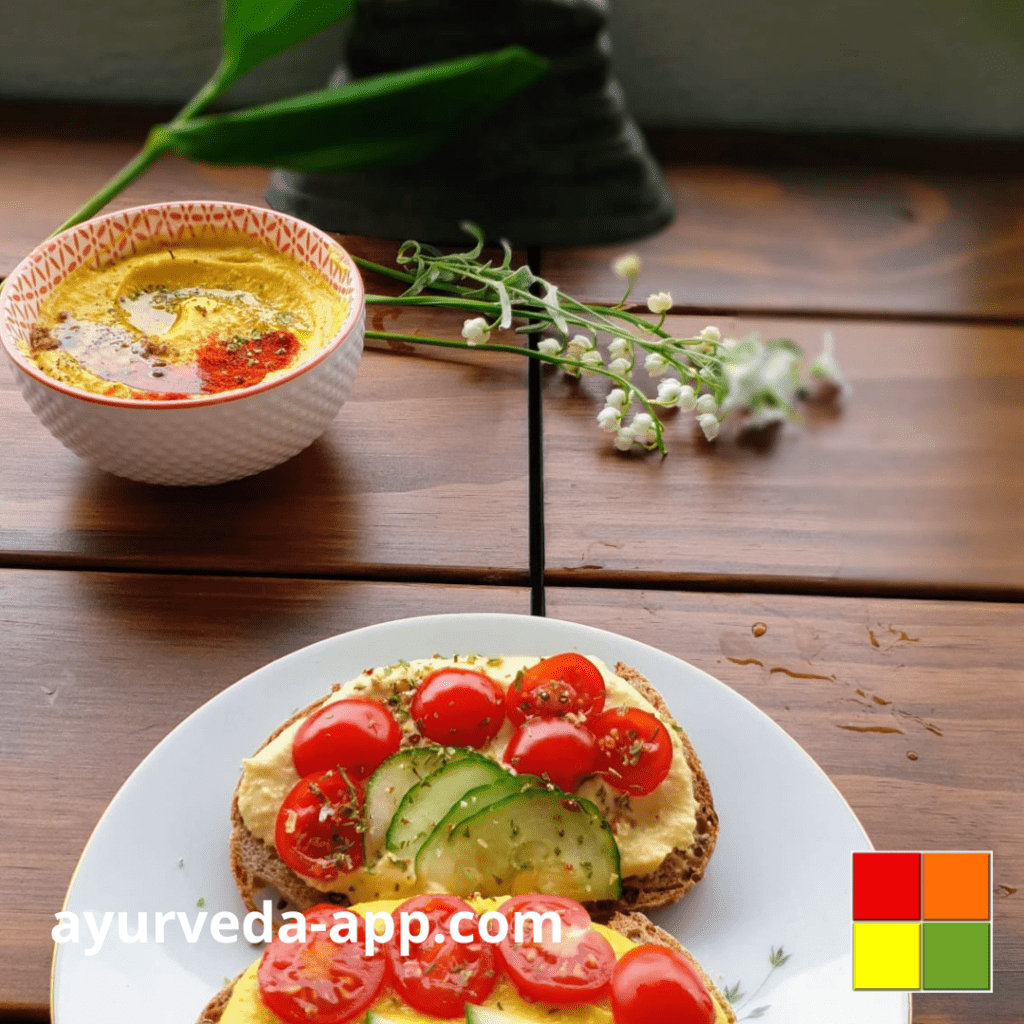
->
[923,852,990,920]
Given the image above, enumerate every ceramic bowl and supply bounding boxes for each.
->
[0,201,364,486]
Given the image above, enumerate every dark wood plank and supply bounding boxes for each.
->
[541,314,1024,596]
[546,586,1023,1024]
[0,570,529,1015]
[543,161,1024,319]
[0,308,531,578]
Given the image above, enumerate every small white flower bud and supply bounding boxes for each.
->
[614,426,636,451]
[569,333,595,351]
[696,393,718,415]
[676,384,697,411]
[630,413,656,445]
[605,388,628,411]
[461,317,490,346]
[697,413,720,441]
[612,253,642,281]
[596,406,620,432]
[644,351,669,376]
[656,378,683,405]
[537,338,561,356]
[699,326,721,343]
[565,339,587,361]
[580,350,603,374]
[647,292,673,315]
[607,357,632,377]
[608,337,632,360]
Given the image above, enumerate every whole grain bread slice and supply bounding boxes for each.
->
[228,662,718,919]
[196,909,736,1024]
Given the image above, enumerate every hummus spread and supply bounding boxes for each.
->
[24,233,346,399]
[217,896,732,1024]
[236,655,698,902]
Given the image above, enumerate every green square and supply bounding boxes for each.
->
[922,922,991,990]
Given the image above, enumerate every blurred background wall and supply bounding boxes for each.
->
[2,0,1022,137]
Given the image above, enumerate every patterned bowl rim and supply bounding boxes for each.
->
[0,201,365,410]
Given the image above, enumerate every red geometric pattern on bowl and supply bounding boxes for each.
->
[0,201,365,486]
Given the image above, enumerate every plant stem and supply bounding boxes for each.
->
[365,294,497,314]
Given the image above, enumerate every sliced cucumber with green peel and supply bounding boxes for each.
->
[416,788,621,901]
[414,773,546,877]
[386,753,509,855]
[363,746,465,863]
[465,1006,528,1024]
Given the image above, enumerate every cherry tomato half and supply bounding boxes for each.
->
[506,653,607,726]
[589,706,673,796]
[385,894,498,1019]
[258,904,386,1024]
[495,894,615,1005]
[275,767,364,881]
[411,668,505,748]
[502,719,598,792]
[610,944,716,1024]
[293,698,402,781]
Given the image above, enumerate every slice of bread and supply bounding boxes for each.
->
[196,910,737,1024]
[228,662,719,919]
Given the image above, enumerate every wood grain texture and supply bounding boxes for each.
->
[543,162,1024,319]
[546,587,1023,1024]
[0,570,529,1015]
[0,308,531,578]
[541,314,1024,595]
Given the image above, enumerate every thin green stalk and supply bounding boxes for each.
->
[364,294,498,314]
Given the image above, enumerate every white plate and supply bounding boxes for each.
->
[53,614,910,1023]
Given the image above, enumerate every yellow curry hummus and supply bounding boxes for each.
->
[24,234,346,399]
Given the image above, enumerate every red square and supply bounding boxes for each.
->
[854,852,921,920]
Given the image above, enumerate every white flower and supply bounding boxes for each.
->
[605,388,628,412]
[697,413,720,441]
[675,383,697,411]
[699,326,721,343]
[718,336,801,429]
[597,407,621,432]
[462,317,490,346]
[608,337,632,360]
[656,378,683,405]
[612,253,642,281]
[569,333,595,351]
[809,331,851,396]
[629,413,656,445]
[644,351,669,375]
[646,292,673,315]
[695,393,718,415]
[614,426,636,451]
[607,357,632,378]
[565,337,588,361]
[579,350,603,373]
[537,337,561,356]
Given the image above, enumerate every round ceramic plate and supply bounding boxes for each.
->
[52,614,910,1023]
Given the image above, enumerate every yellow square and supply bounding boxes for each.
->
[854,921,921,989]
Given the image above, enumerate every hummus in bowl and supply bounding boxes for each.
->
[0,201,364,485]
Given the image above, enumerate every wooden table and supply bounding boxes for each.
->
[1,104,1020,1023]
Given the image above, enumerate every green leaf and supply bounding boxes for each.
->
[154,46,550,173]
[219,0,356,89]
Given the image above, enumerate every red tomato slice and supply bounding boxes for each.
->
[495,894,615,1005]
[506,653,607,725]
[275,768,364,881]
[610,944,715,1024]
[385,894,498,1019]
[410,668,505,748]
[502,719,598,792]
[293,698,402,781]
[258,904,386,1024]
[589,705,673,795]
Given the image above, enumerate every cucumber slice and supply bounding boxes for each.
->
[414,773,546,878]
[364,746,465,863]
[385,754,509,856]
[416,789,621,901]
[465,1006,527,1024]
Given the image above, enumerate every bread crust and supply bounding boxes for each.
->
[196,910,736,1024]
[228,663,718,919]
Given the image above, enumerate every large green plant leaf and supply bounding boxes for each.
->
[219,0,356,89]
[153,46,550,173]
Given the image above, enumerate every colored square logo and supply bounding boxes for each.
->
[923,852,990,920]
[923,922,991,990]
[853,851,921,920]
[853,921,921,989]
